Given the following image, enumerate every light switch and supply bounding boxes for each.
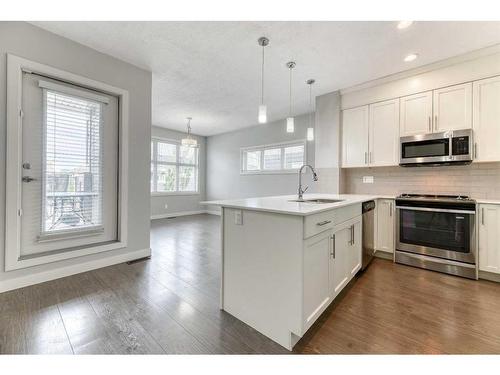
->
[234,210,243,225]
[363,176,374,184]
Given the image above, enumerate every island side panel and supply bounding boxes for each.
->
[222,207,304,350]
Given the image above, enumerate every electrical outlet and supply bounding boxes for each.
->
[164,204,168,209]
[363,176,374,184]
[234,210,243,225]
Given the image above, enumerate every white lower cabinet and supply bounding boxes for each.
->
[479,204,500,274]
[303,215,362,331]
[376,199,395,254]
[303,231,332,327]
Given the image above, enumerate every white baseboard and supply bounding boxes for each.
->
[150,210,209,220]
[0,247,151,294]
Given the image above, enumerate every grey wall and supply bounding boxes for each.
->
[206,113,315,212]
[314,91,341,194]
[0,22,152,288]
[151,126,206,217]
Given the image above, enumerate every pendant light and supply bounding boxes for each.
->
[181,117,197,147]
[257,37,269,124]
[306,79,315,141]
[286,61,296,133]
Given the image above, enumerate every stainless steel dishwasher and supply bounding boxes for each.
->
[361,200,376,270]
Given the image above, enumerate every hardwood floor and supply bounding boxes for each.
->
[1,213,500,354]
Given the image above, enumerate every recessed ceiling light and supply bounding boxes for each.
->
[397,21,414,29]
[404,53,418,62]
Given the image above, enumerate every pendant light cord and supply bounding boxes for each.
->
[309,83,312,126]
[289,66,292,116]
[261,45,265,105]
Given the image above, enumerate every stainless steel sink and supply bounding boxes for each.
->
[289,198,344,204]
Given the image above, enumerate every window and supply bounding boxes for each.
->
[42,89,104,237]
[241,141,306,174]
[151,138,199,194]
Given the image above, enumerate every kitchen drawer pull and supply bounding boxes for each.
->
[316,220,332,226]
[331,234,336,259]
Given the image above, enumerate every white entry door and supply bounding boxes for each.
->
[19,72,119,257]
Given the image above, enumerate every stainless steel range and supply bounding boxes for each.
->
[395,194,477,279]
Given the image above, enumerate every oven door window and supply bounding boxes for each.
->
[399,209,470,253]
[402,139,449,159]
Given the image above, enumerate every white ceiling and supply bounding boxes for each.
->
[32,21,500,136]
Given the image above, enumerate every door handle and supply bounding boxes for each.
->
[331,234,336,259]
[22,176,37,183]
[434,115,438,131]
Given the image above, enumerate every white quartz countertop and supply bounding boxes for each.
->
[202,194,395,216]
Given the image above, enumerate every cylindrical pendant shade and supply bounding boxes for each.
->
[307,127,314,141]
[286,117,294,133]
[258,104,267,124]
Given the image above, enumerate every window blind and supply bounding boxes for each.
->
[41,89,104,239]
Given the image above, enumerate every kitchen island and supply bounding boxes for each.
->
[203,194,382,350]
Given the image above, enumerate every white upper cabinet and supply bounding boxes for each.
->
[342,105,369,168]
[433,83,472,132]
[479,204,500,274]
[369,99,400,167]
[473,76,500,162]
[399,91,433,136]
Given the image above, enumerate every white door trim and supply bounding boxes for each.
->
[5,54,130,271]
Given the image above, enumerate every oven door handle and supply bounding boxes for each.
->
[395,206,476,215]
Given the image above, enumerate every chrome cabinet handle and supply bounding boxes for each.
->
[434,115,438,131]
[22,176,37,183]
[369,152,373,164]
[331,234,336,259]
[351,224,355,245]
[317,220,331,226]
[364,152,368,164]
[428,116,431,132]
[482,208,485,225]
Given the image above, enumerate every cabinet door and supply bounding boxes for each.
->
[376,199,395,254]
[369,99,399,166]
[433,83,472,132]
[342,105,369,168]
[303,230,332,326]
[329,226,350,298]
[479,204,500,274]
[399,91,433,136]
[473,76,500,162]
[348,219,362,277]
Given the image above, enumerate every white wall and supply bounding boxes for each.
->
[205,113,315,213]
[0,22,152,292]
[151,126,207,218]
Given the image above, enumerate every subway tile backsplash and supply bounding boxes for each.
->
[340,162,500,199]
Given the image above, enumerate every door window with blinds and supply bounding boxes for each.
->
[240,141,306,174]
[151,138,199,194]
[19,73,119,257]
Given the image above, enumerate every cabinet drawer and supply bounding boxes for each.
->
[304,203,362,239]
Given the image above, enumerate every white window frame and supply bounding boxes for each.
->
[240,140,307,175]
[151,137,200,196]
[5,54,130,271]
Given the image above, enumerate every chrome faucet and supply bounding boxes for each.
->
[297,164,318,201]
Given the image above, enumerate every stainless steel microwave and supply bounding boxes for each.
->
[399,129,473,167]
